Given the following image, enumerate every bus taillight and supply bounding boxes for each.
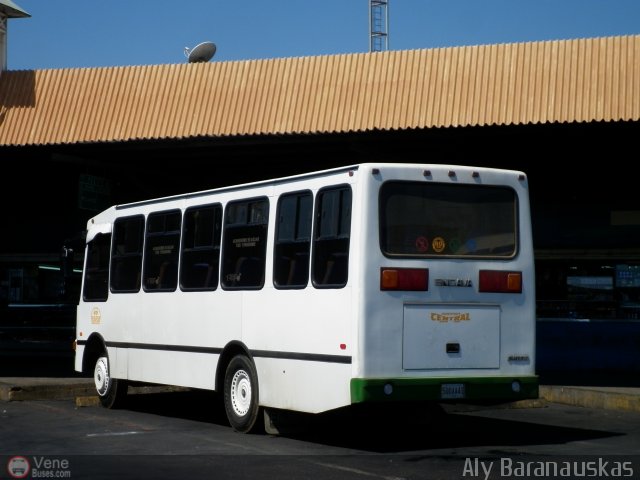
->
[479,270,522,293]
[380,268,429,291]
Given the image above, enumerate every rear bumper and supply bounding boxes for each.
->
[351,375,539,403]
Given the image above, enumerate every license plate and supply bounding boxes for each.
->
[441,383,465,399]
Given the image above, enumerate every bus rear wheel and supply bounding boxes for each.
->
[94,353,128,409]
[223,355,260,433]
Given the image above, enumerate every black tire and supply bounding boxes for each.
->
[93,353,128,409]
[223,355,260,433]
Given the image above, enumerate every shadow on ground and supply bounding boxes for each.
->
[119,390,622,453]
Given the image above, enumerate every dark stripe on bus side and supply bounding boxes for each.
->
[250,350,352,364]
[105,342,223,355]
[96,341,352,364]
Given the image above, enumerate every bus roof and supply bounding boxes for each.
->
[87,162,526,224]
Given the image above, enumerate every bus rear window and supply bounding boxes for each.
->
[379,181,517,257]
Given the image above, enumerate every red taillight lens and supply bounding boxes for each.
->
[479,270,522,293]
[380,268,429,291]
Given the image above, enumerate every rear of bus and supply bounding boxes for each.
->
[352,164,537,406]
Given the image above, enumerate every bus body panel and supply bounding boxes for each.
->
[402,303,501,370]
[255,359,352,413]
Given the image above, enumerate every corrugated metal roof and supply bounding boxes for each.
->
[0,34,638,147]
[0,0,30,18]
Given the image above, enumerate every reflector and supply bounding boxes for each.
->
[479,270,522,293]
[380,267,428,291]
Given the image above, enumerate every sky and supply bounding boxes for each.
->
[5,0,640,71]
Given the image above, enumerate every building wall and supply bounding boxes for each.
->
[1,120,638,316]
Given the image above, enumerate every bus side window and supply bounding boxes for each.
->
[82,232,111,302]
[180,204,222,291]
[312,185,352,288]
[143,210,181,292]
[274,191,312,289]
[110,215,145,293]
[221,198,269,290]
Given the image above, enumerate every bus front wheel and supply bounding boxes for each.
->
[223,355,260,433]
[94,354,128,409]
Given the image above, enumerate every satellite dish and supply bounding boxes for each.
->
[184,41,217,63]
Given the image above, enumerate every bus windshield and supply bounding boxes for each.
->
[379,181,517,258]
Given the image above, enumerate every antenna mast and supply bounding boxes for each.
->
[369,0,389,52]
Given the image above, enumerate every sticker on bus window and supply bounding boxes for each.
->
[465,238,477,253]
[449,237,461,254]
[233,237,259,248]
[415,236,429,253]
[432,236,446,253]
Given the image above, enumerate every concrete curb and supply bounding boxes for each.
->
[75,395,100,407]
[0,378,94,402]
[539,385,640,413]
[0,379,190,402]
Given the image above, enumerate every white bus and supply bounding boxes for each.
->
[75,163,538,433]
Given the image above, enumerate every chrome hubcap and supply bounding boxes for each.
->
[94,356,110,397]
[230,369,251,417]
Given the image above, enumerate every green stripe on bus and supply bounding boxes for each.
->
[350,376,539,403]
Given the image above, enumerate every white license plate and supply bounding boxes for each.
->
[441,383,466,399]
